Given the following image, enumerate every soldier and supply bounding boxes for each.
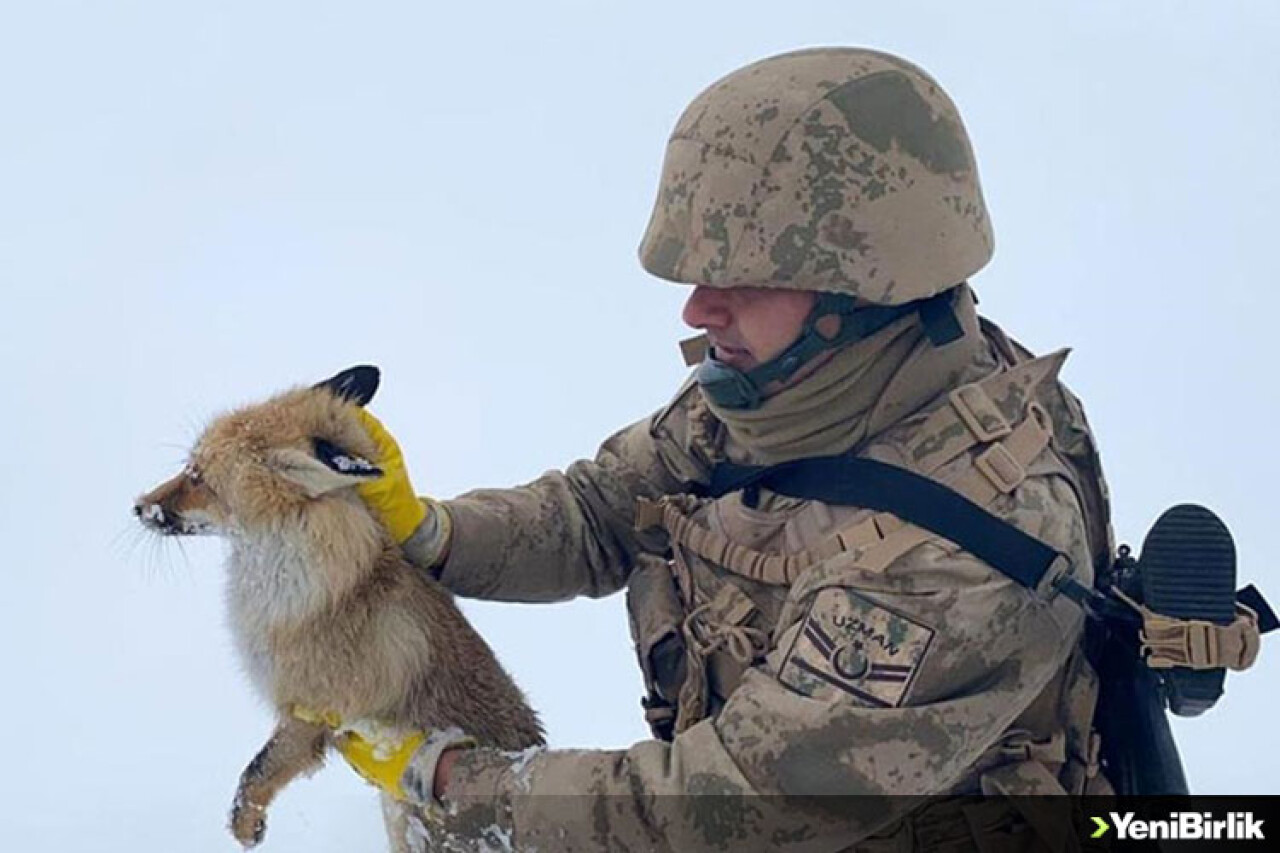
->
[350,47,1118,851]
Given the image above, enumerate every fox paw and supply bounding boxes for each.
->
[229,799,268,848]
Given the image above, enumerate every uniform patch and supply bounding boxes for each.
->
[779,587,934,708]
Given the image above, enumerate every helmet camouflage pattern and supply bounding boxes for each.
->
[638,47,994,305]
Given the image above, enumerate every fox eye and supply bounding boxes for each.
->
[184,465,211,491]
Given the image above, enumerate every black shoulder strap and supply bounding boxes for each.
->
[698,455,1096,605]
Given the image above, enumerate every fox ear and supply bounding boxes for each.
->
[269,442,383,497]
[314,365,380,407]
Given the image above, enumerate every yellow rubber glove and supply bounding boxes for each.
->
[336,723,477,805]
[334,726,428,801]
[293,705,473,804]
[355,408,428,544]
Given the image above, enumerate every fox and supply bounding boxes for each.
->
[134,365,544,851]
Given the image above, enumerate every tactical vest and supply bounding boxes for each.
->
[626,319,1116,800]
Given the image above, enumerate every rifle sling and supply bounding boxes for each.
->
[696,454,1080,602]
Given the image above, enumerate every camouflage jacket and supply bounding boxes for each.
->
[418,321,1112,852]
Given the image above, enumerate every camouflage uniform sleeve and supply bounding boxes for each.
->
[427,475,1094,851]
[436,382,713,603]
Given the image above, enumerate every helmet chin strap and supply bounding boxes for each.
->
[695,288,963,410]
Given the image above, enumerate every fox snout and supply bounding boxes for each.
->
[134,469,219,536]
[133,499,177,532]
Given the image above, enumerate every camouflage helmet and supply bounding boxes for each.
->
[638,47,994,305]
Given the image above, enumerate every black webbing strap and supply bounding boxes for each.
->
[917,286,964,345]
[1238,584,1280,634]
[698,455,1087,602]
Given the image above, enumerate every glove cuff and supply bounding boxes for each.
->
[402,498,453,573]
[400,727,477,810]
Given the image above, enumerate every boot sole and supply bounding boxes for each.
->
[1138,503,1237,717]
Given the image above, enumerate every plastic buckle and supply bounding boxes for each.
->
[997,730,1066,765]
[634,497,665,531]
[1141,617,1218,670]
[1083,732,1102,779]
[1036,555,1074,600]
[976,443,1026,494]
[949,383,1013,442]
[1184,621,1218,669]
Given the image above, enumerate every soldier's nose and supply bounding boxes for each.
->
[682,286,732,331]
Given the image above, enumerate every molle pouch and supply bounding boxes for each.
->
[626,556,688,738]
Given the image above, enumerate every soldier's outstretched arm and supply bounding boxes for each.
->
[419,516,1092,851]
[423,383,713,603]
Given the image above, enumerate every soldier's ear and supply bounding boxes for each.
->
[269,440,382,497]
[314,365,380,407]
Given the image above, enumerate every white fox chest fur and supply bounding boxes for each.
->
[223,502,385,704]
[226,533,320,699]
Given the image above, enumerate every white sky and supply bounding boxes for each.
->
[2,1,1277,850]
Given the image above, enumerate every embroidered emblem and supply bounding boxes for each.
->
[779,587,934,707]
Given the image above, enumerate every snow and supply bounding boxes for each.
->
[338,719,416,762]
[503,746,545,794]
[331,454,376,475]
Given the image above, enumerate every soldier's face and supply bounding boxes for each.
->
[682,286,816,371]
